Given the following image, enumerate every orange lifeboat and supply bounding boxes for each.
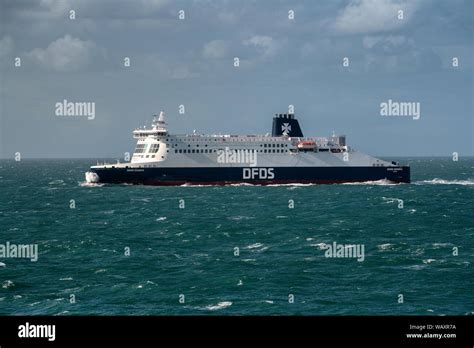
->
[297,140,316,150]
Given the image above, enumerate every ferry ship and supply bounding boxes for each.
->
[85,112,410,185]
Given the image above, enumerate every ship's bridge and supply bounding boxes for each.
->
[133,111,168,139]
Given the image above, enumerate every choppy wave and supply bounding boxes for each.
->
[423,259,436,264]
[78,181,105,187]
[228,216,254,221]
[342,179,399,186]
[381,197,400,204]
[267,183,316,187]
[1,158,472,316]
[48,179,65,186]
[246,243,264,249]
[2,280,15,289]
[377,243,395,251]
[414,178,474,186]
[432,243,452,248]
[310,242,329,250]
[205,301,232,311]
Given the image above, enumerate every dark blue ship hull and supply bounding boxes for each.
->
[89,166,410,185]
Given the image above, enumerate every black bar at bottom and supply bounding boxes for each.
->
[0,316,472,346]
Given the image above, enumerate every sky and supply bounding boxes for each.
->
[0,0,472,158]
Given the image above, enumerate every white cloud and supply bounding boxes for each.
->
[202,40,231,59]
[242,35,281,60]
[333,0,420,34]
[27,35,104,72]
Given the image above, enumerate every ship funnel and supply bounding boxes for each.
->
[272,113,303,137]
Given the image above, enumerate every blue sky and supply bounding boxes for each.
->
[0,0,472,158]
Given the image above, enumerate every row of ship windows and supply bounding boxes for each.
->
[135,143,289,154]
[173,149,289,154]
[134,149,290,158]
[169,143,288,148]
[163,138,288,142]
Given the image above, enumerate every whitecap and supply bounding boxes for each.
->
[267,183,316,187]
[2,280,14,289]
[432,243,452,248]
[135,281,154,289]
[48,179,65,185]
[228,216,254,221]
[310,242,329,250]
[381,197,399,204]
[414,178,474,186]
[79,181,104,187]
[377,243,394,251]
[205,301,232,311]
[342,179,399,186]
[423,259,436,264]
[132,198,151,203]
[156,217,167,222]
[246,243,263,249]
